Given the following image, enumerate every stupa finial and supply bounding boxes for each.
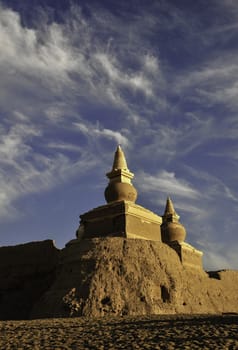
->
[164,197,179,221]
[104,146,137,203]
[112,145,128,171]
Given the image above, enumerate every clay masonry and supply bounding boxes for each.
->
[0,146,238,319]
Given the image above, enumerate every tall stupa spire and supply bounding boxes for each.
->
[111,145,128,171]
[104,146,137,203]
[163,197,180,222]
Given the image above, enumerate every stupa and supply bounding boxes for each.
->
[161,197,203,269]
[76,146,162,241]
[161,197,187,243]
[73,146,203,270]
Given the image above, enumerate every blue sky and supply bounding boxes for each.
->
[0,0,238,270]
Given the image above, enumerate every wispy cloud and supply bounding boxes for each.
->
[0,1,238,269]
[174,58,238,110]
[0,4,80,97]
[0,114,100,220]
[47,142,82,152]
[197,238,238,271]
[183,165,238,203]
[74,122,130,148]
[137,170,200,199]
[0,146,99,221]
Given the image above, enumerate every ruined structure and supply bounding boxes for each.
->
[0,146,238,320]
[72,146,203,270]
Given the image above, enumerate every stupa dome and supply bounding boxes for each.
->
[105,182,137,203]
[161,221,186,243]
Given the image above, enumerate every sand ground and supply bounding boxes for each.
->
[0,314,238,349]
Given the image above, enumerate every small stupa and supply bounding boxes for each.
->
[161,197,187,243]
[161,197,203,269]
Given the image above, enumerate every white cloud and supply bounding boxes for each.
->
[208,146,238,160]
[174,56,238,111]
[47,142,82,152]
[74,122,130,148]
[133,116,221,165]
[203,250,232,271]
[0,1,237,271]
[0,122,40,164]
[94,52,155,98]
[0,5,80,86]
[0,115,100,221]
[0,4,144,220]
[0,3,164,122]
[143,54,160,75]
[171,201,205,216]
[0,180,20,220]
[0,146,99,221]
[197,238,238,271]
[96,128,129,147]
[224,186,238,202]
[137,170,200,199]
[183,165,238,203]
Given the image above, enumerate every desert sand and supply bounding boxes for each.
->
[0,314,237,350]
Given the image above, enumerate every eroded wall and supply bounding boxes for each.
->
[31,238,238,319]
[0,238,238,320]
[0,240,59,320]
